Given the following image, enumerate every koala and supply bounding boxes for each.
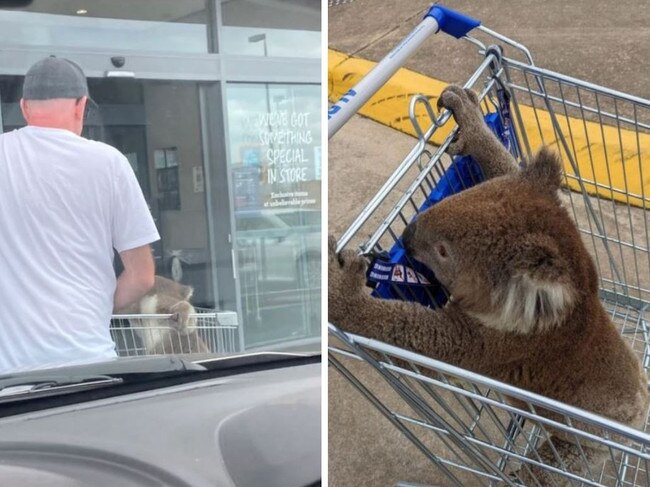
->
[116,276,210,355]
[329,85,649,485]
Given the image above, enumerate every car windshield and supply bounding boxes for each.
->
[0,0,321,386]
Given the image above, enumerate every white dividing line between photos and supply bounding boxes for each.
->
[321,0,329,485]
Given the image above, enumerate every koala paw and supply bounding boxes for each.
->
[169,301,197,334]
[437,85,484,156]
[328,235,368,324]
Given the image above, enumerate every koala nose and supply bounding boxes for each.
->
[402,221,417,255]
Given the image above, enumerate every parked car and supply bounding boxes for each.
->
[235,209,320,289]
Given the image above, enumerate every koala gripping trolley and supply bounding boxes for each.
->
[329,5,650,487]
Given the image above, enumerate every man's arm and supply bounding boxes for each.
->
[113,244,156,312]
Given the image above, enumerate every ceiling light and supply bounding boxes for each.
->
[76,9,88,15]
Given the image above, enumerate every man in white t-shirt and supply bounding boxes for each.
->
[0,57,160,374]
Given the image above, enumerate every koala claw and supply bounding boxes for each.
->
[437,85,484,156]
[328,235,367,321]
[329,238,366,279]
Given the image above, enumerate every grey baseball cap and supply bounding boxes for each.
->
[22,56,89,100]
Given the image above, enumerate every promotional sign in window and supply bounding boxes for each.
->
[227,83,321,212]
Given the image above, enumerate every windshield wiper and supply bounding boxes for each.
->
[0,375,126,405]
[0,356,207,404]
[0,375,123,403]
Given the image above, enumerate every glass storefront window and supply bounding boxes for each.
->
[0,0,210,54]
[221,0,320,58]
[226,83,321,347]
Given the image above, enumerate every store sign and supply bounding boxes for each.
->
[244,109,319,209]
[259,111,312,184]
[228,84,321,211]
[232,164,262,210]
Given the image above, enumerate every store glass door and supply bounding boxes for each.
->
[0,76,217,308]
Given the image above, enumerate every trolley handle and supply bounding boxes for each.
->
[328,5,480,139]
[426,5,480,39]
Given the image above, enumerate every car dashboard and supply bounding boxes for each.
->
[0,357,321,487]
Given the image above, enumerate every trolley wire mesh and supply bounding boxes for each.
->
[110,307,240,357]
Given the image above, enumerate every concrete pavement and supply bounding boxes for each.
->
[330,0,650,100]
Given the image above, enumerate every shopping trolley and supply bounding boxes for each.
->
[110,308,240,356]
[328,5,650,486]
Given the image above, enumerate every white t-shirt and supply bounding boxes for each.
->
[0,126,160,374]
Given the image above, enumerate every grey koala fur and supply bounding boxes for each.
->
[116,275,210,355]
[328,85,649,485]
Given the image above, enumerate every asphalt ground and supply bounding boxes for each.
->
[328,2,650,486]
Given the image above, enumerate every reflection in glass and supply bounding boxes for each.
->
[0,0,209,54]
[226,83,321,347]
[221,0,320,58]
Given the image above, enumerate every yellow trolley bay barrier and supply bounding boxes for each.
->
[329,48,650,208]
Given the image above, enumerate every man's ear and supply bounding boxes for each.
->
[497,234,575,333]
[19,98,29,121]
[75,96,88,120]
[520,146,563,194]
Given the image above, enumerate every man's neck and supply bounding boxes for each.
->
[27,119,79,135]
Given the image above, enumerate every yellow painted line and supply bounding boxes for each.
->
[329,48,650,208]
[329,49,452,145]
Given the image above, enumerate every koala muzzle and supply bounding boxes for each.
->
[402,221,417,255]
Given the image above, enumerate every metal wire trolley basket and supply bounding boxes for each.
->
[328,5,650,486]
[110,308,240,357]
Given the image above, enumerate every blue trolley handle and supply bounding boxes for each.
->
[328,5,481,139]
[426,5,481,39]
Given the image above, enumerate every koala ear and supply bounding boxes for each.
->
[180,284,194,301]
[520,146,563,193]
[494,235,575,333]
